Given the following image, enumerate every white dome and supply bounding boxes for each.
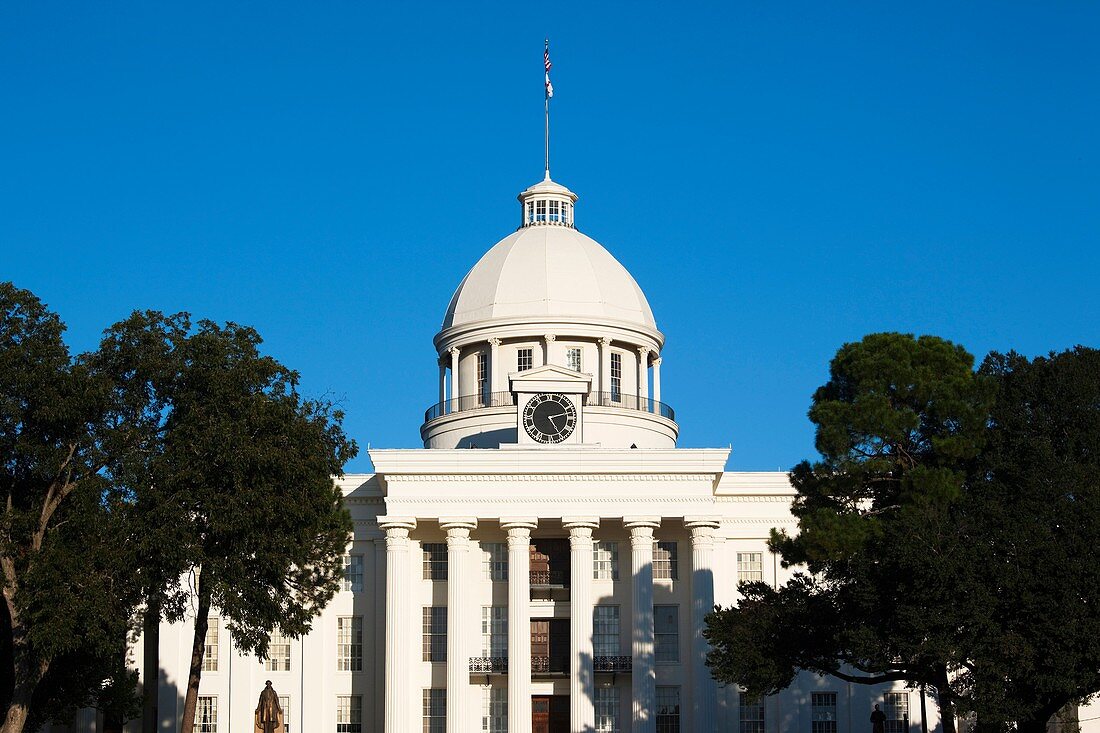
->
[442,225,658,331]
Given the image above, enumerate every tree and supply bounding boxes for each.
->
[92,312,357,733]
[705,332,996,733]
[0,283,141,733]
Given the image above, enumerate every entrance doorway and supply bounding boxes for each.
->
[532,695,569,733]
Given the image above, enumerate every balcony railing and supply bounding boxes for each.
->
[594,655,632,673]
[531,655,569,675]
[469,656,508,673]
[423,390,674,423]
[529,569,567,586]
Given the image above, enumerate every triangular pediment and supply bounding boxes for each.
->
[510,364,592,394]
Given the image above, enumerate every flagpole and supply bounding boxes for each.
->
[544,38,551,180]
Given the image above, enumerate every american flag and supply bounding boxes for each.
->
[544,42,554,99]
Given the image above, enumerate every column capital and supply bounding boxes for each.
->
[623,516,661,530]
[544,333,557,342]
[637,346,651,357]
[487,337,502,347]
[599,337,613,347]
[378,516,417,532]
[501,517,537,544]
[652,356,662,367]
[684,516,721,530]
[439,517,478,532]
[562,516,600,531]
[449,346,461,357]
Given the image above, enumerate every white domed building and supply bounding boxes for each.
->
[132,174,939,733]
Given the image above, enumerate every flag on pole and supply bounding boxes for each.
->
[544,42,554,99]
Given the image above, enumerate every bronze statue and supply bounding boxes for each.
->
[255,681,283,733]
[871,703,887,733]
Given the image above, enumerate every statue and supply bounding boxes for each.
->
[255,681,283,733]
[871,704,887,733]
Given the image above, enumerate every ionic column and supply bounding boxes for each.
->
[449,347,461,403]
[441,518,477,733]
[686,517,721,733]
[625,517,661,733]
[652,357,662,407]
[637,347,651,405]
[379,517,417,733]
[599,338,612,399]
[543,334,556,366]
[488,338,502,394]
[564,517,599,733]
[438,359,447,404]
[503,518,538,733]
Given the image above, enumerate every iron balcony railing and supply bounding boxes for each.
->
[531,655,570,675]
[469,656,508,673]
[529,569,567,586]
[594,655,632,673]
[423,390,674,423]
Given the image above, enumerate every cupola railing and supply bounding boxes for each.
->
[423,391,674,423]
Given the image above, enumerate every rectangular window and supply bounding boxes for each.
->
[811,692,838,733]
[567,347,583,372]
[563,201,572,225]
[656,686,681,733]
[740,694,765,733]
[483,686,507,732]
[593,541,619,580]
[549,200,561,221]
[266,629,291,671]
[342,553,363,592]
[517,348,533,372]
[423,606,447,662]
[336,695,362,733]
[203,619,219,672]
[737,552,764,584]
[422,543,448,580]
[593,606,621,657]
[653,541,678,580]
[423,689,446,733]
[482,542,508,581]
[337,616,362,671]
[595,686,620,732]
[194,696,217,733]
[477,351,488,404]
[885,692,910,733]
[654,605,679,663]
[536,200,547,222]
[526,201,534,223]
[279,697,291,733]
[610,352,622,402]
[481,606,508,657]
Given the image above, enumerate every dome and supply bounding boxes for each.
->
[441,225,657,331]
[441,177,658,335]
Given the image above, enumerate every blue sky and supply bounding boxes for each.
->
[2,3,1098,472]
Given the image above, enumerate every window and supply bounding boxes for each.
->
[477,352,488,403]
[563,201,572,225]
[423,606,447,662]
[481,606,507,657]
[737,552,763,584]
[203,618,219,672]
[483,686,507,732]
[337,616,362,671]
[549,200,561,222]
[654,605,679,663]
[526,201,534,224]
[740,694,765,733]
[885,692,910,733]
[653,541,678,580]
[423,543,448,580]
[593,606,620,656]
[482,542,507,581]
[279,696,291,733]
[610,352,622,402]
[536,199,547,222]
[811,692,838,733]
[194,696,217,733]
[342,554,363,592]
[656,686,681,733]
[423,689,446,733]
[595,686,620,732]
[517,348,533,372]
[336,695,362,733]
[567,347,582,372]
[593,541,619,580]
[266,629,291,671]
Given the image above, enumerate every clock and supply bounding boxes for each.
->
[522,393,577,444]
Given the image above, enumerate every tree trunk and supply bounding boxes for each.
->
[0,580,47,733]
[934,666,957,733]
[142,600,161,733]
[179,578,211,733]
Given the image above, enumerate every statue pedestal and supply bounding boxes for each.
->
[254,711,285,733]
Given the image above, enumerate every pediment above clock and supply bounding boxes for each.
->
[509,364,593,395]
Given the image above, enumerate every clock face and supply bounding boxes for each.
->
[522,393,577,444]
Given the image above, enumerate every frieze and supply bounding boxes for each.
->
[383,473,715,483]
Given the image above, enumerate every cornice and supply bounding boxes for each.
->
[385,473,716,483]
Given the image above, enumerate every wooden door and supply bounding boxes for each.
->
[531,620,549,671]
[532,696,550,733]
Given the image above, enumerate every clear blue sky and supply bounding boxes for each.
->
[3,3,1098,472]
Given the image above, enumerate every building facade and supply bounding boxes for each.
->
[121,175,944,733]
